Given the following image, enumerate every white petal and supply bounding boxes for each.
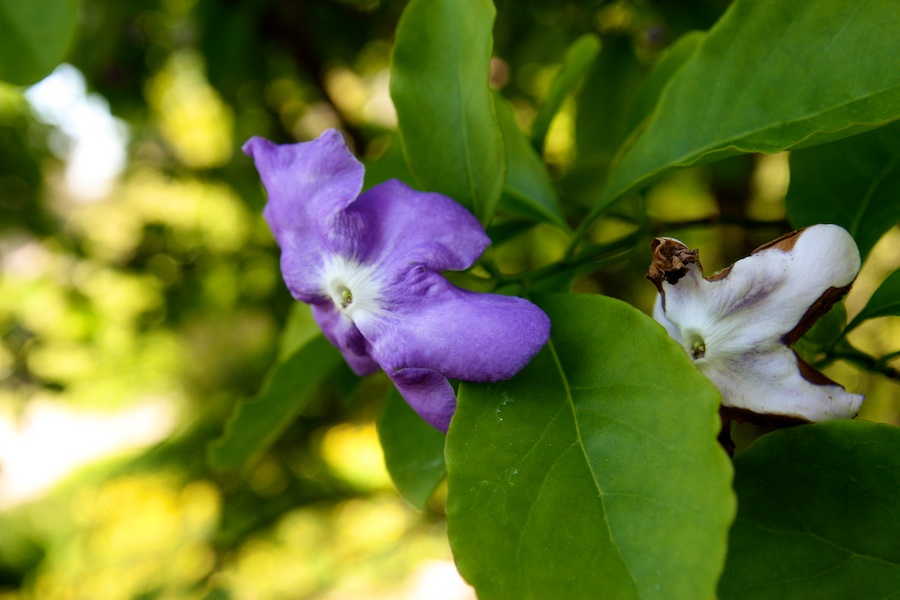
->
[662,224,860,359]
[698,346,863,422]
[652,294,683,345]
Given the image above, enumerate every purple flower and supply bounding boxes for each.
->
[243,129,551,431]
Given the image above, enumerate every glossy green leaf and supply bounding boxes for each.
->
[390,0,505,222]
[494,93,566,228]
[377,389,446,510]
[786,120,900,261]
[208,336,343,470]
[719,421,900,600]
[446,294,735,600]
[594,0,900,218]
[531,33,601,154]
[847,269,900,332]
[0,0,79,86]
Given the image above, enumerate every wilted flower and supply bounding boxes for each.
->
[244,129,550,431]
[647,224,863,423]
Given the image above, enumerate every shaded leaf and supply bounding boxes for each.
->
[208,336,343,470]
[446,294,735,600]
[719,421,900,600]
[787,120,900,261]
[0,0,78,86]
[390,0,505,222]
[377,389,446,510]
[627,31,705,132]
[847,269,900,332]
[594,0,900,219]
[494,93,566,228]
[531,33,601,154]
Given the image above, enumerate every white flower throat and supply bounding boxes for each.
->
[320,256,385,321]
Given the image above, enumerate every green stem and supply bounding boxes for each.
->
[820,342,900,381]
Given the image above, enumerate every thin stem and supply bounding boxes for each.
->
[498,230,643,287]
[821,343,900,381]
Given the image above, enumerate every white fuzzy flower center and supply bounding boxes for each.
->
[320,256,385,322]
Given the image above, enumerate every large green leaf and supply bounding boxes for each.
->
[593,0,900,218]
[719,421,900,600]
[377,389,446,511]
[531,33,601,154]
[494,93,567,228]
[208,335,343,470]
[390,0,505,222]
[0,0,79,86]
[846,269,900,332]
[446,294,735,600]
[786,121,900,261]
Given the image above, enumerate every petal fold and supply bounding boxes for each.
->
[359,274,551,382]
[243,130,365,302]
[347,179,490,272]
[387,368,457,432]
[699,345,863,422]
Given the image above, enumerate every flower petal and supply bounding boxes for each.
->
[698,345,863,421]
[347,179,490,272]
[243,130,364,302]
[387,367,457,432]
[358,273,551,382]
[310,303,379,376]
[659,224,860,358]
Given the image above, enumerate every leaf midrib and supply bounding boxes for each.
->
[546,338,639,591]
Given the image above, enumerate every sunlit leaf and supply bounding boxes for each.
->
[719,421,900,600]
[446,294,735,600]
[0,0,78,86]
[593,0,900,218]
[208,336,343,471]
[377,389,446,510]
[846,269,900,332]
[786,121,900,261]
[390,0,505,222]
[494,93,567,228]
[531,33,601,154]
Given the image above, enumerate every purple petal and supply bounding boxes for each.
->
[387,368,457,432]
[311,303,379,376]
[243,130,364,302]
[359,273,550,382]
[347,179,489,272]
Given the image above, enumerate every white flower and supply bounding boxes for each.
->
[647,224,863,423]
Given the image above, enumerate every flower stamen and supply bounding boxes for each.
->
[340,287,353,309]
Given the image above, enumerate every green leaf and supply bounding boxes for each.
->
[574,36,645,167]
[794,303,847,362]
[719,421,900,600]
[362,134,418,192]
[376,389,446,510]
[494,93,567,228]
[0,0,79,86]
[786,120,900,261]
[627,31,705,132]
[446,294,735,600]
[208,336,343,471]
[594,0,900,218]
[847,269,900,332]
[531,33,601,154]
[390,0,505,222]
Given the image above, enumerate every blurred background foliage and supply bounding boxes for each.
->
[0,0,897,598]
